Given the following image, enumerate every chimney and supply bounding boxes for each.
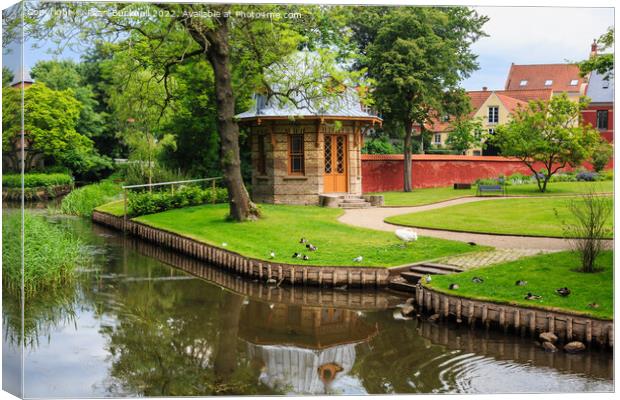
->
[482,86,488,91]
[590,39,598,58]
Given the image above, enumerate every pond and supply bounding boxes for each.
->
[2,212,614,396]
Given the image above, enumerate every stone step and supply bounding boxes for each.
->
[339,203,371,209]
[388,279,417,293]
[342,198,367,203]
[401,271,424,283]
[412,262,464,273]
[409,266,456,276]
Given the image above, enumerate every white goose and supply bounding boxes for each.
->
[395,228,418,243]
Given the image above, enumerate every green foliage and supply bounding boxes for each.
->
[2,173,73,188]
[591,140,613,172]
[59,180,122,217]
[2,66,14,87]
[128,186,228,217]
[2,211,89,295]
[362,136,397,154]
[492,94,601,192]
[446,117,485,154]
[578,27,614,79]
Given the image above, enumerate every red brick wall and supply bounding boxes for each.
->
[361,154,583,193]
[582,105,614,143]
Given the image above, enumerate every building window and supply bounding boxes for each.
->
[441,114,450,122]
[474,129,482,142]
[257,135,267,175]
[288,134,305,174]
[488,106,499,124]
[597,110,609,130]
[519,80,528,87]
[473,150,481,156]
[570,79,579,86]
[433,134,441,144]
[602,80,610,89]
[488,128,495,135]
[544,79,553,86]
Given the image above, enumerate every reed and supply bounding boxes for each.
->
[58,180,122,217]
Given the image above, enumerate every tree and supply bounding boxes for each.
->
[591,140,613,173]
[579,27,614,79]
[446,117,484,154]
[2,66,14,87]
[492,94,600,192]
[350,7,487,191]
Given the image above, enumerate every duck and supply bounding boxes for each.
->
[515,280,527,286]
[299,237,308,244]
[524,292,542,300]
[449,283,459,290]
[292,252,301,259]
[353,256,363,262]
[587,302,600,309]
[471,276,484,284]
[302,254,309,261]
[269,251,276,259]
[306,243,318,251]
[467,242,477,246]
[555,287,571,297]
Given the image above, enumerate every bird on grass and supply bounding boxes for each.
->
[467,242,477,246]
[515,280,527,286]
[292,252,302,259]
[555,287,571,297]
[353,256,363,262]
[395,228,418,243]
[587,303,600,309]
[306,243,318,251]
[303,254,309,261]
[471,277,484,284]
[449,283,459,290]
[524,292,542,300]
[424,275,432,283]
[222,242,228,247]
[269,251,276,259]
[299,237,308,244]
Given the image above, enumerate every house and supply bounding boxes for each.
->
[9,67,34,88]
[236,53,381,205]
[427,88,552,156]
[504,63,586,100]
[583,70,614,143]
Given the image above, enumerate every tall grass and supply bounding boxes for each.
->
[3,173,74,188]
[2,211,90,295]
[59,180,122,217]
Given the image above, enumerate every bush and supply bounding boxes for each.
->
[599,169,613,181]
[3,173,74,188]
[2,211,90,294]
[506,172,533,185]
[59,180,122,217]
[592,141,613,172]
[576,171,599,182]
[475,178,500,186]
[549,172,578,182]
[127,185,228,217]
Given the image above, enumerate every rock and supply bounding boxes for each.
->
[564,341,586,353]
[542,342,558,352]
[400,304,415,316]
[429,314,440,322]
[539,332,558,343]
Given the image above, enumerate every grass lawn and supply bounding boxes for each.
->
[376,181,613,206]
[95,199,125,216]
[131,203,488,267]
[424,251,613,320]
[385,196,613,238]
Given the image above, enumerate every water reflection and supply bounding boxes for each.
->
[2,214,613,397]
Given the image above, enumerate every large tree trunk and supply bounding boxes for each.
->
[403,121,413,192]
[207,24,260,221]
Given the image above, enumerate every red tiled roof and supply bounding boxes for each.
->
[495,93,527,113]
[504,63,583,92]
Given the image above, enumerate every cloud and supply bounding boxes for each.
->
[462,6,614,90]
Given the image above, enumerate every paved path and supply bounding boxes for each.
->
[338,196,612,251]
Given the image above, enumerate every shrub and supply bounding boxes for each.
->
[591,141,613,172]
[475,178,499,186]
[599,169,613,181]
[576,171,599,182]
[59,180,122,217]
[549,172,578,182]
[127,185,228,217]
[2,211,90,294]
[2,173,73,188]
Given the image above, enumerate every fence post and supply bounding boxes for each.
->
[212,179,216,204]
[123,188,128,231]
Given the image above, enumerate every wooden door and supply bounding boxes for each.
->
[323,135,348,193]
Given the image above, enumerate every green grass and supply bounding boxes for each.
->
[376,181,614,206]
[59,180,122,217]
[2,211,90,295]
[95,199,126,216]
[386,196,613,238]
[132,203,487,267]
[2,172,73,188]
[424,251,613,320]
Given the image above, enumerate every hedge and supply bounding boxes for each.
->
[3,173,74,188]
[128,185,228,217]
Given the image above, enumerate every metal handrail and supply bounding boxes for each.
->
[122,177,222,190]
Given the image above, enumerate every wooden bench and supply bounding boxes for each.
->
[476,184,505,196]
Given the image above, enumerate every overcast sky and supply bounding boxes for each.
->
[3,5,614,91]
[463,6,614,90]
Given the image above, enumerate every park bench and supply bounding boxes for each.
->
[476,184,505,196]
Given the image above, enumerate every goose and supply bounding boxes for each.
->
[524,292,542,300]
[449,283,459,290]
[555,287,571,297]
[292,252,302,259]
[303,254,309,261]
[353,256,363,262]
[299,237,308,244]
[395,228,418,243]
[306,243,318,251]
[515,280,527,286]
[471,277,484,284]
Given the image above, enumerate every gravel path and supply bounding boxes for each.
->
[338,196,613,251]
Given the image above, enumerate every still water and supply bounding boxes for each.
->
[2,213,614,397]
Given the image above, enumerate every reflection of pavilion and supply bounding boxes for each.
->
[240,302,378,394]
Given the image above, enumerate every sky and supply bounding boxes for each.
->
[2,5,615,91]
